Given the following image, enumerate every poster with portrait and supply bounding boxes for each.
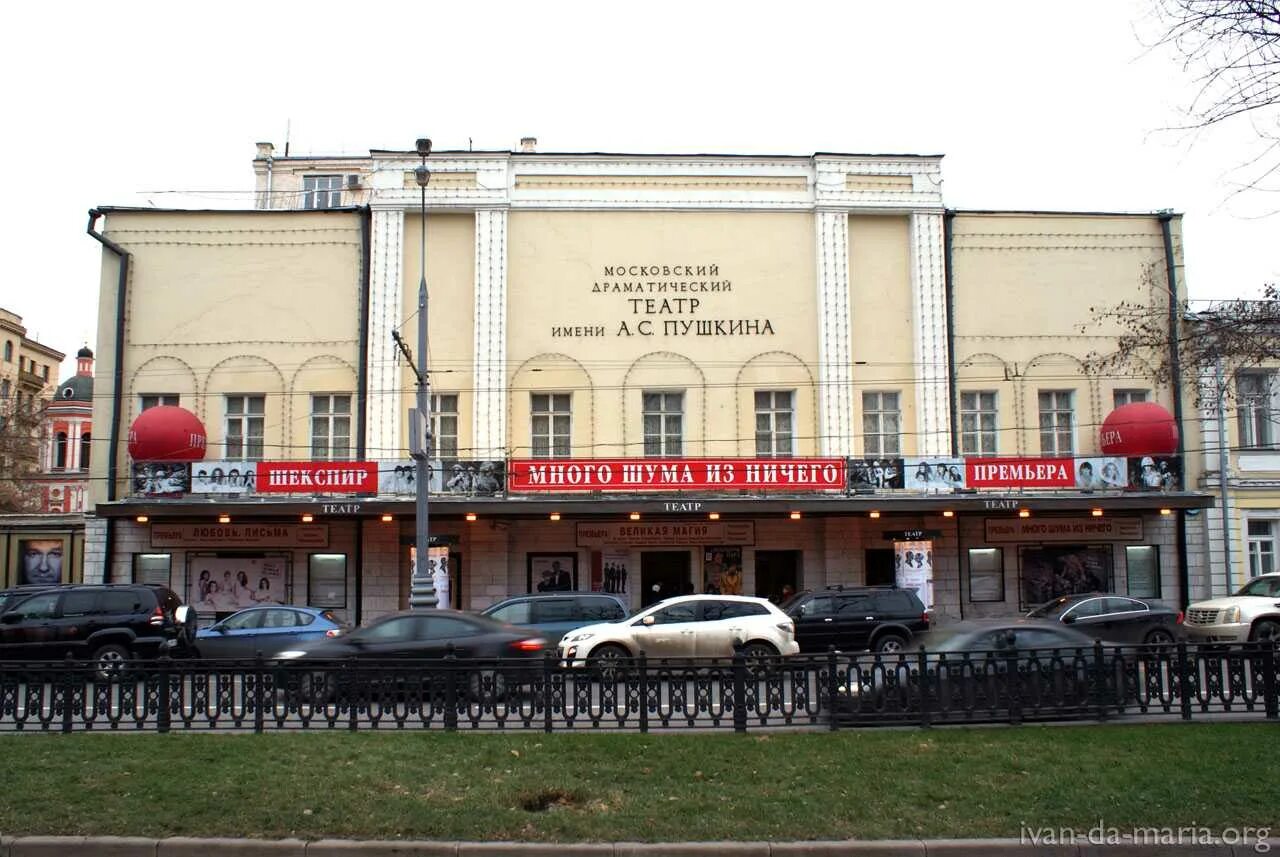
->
[1127,456,1180,492]
[703,546,743,595]
[132,461,190,497]
[17,538,67,586]
[527,553,578,593]
[191,460,257,494]
[894,540,934,609]
[439,460,506,496]
[1072,457,1128,490]
[1019,545,1113,609]
[903,457,966,492]
[189,555,286,613]
[600,549,630,595]
[848,458,905,490]
[380,459,436,495]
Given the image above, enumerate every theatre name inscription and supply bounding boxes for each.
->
[551,262,776,339]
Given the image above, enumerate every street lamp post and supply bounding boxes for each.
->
[408,137,435,609]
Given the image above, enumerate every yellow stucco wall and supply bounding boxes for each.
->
[90,210,364,505]
[505,211,818,458]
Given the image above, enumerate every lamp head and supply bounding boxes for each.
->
[414,166,430,188]
[415,137,432,157]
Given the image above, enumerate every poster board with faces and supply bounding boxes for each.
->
[187,554,288,615]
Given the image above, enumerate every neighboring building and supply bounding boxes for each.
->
[81,141,1211,626]
[0,308,64,513]
[30,346,95,514]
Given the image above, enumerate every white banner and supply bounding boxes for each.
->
[190,556,287,612]
[190,460,258,494]
[903,458,966,492]
[894,539,934,609]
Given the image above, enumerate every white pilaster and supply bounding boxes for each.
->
[910,212,950,455]
[815,211,853,456]
[366,209,405,458]
[473,209,509,458]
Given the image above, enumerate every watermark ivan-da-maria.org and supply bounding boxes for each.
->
[1021,822,1271,853]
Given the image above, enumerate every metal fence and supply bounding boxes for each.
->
[0,641,1275,733]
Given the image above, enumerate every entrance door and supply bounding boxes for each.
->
[755,550,800,603]
[640,551,691,608]
[865,549,895,587]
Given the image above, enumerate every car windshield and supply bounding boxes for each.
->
[1235,576,1280,598]
[1026,597,1073,619]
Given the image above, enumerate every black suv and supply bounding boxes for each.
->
[782,586,930,653]
[0,584,197,673]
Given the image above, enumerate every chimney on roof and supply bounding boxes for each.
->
[255,142,275,160]
[519,137,537,153]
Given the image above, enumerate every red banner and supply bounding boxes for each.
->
[965,457,1074,489]
[508,458,846,492]
[255,461,378,493]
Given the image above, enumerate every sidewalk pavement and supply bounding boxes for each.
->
[0,837,1262,856]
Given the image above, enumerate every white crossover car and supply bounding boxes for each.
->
[1183,573,1280,644]
[558,594,799,665]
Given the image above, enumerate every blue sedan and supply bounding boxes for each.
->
[194,606,347,659]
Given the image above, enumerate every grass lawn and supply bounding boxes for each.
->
[2,723,1275,842]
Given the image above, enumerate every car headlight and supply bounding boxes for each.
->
[565,632,595,643]
[276,650,308,660]
[1222,607,1242,624]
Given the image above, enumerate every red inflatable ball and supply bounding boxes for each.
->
[1099,402,1178,456]
[127,405,208,461]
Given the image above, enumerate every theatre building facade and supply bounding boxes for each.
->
[82,142,1212,625]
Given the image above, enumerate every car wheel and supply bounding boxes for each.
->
[874,634,908,655]
[589,644,630,679]
[1249,620,1280,642]
[91,644,131,680]
[740,641,778,660]
[467,670,508,704]
[1144,629,1175,647]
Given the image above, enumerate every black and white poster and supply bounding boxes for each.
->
[848,458,904,490]
[1072,457,1128,490]
[132,461,190,497]
[528,553,578,593]
[1128,456,1180,492]
[903,457,965,492]
[191,460,258,494]
[379,459,506,496]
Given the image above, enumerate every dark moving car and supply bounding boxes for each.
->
[782,586,929,653]
[481,593,628,645]
[0,584,196,674]
[273,609,550,701]
[1026,594,1183,645]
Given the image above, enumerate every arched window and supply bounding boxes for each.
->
[55,432,67,469]
[80,432,91,470]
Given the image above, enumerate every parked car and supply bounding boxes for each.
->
[1026,593,1184,645]
[1183,573,1280,644]
[781,586,930,654]
[274,609,549,702]
[481,593,628,646]
[558,594,799,667]
[0,584,197,675]
[194,606,348,659]
[0,585,57,614]
[835,619,1101,721]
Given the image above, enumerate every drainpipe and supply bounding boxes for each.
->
[86,210,129,504]
[1158,213,1191,605]
[1216,361,1233,595]
[943,211,958,458]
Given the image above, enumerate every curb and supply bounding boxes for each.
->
[0,838,1263,856]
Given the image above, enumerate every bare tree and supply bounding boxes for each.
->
[1150,0,1280,195]
[0,399,46,513]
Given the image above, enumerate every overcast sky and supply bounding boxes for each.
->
[4,0,1276,381]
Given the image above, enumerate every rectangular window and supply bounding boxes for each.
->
[1113,389,1149,408]
[140,394,179,411]
[1248,519,1277,577]
[959,391,998,455]
[1038,390,1075,455]
[302,175,343,210]
[1237,371,1276,449]
[862,391,901,456]
[225,395,265,460]
[308,554,347,609]
[642,391,684,457]
[310,394,352,460]
[531,393,572,458]
[754,390,794,457]
[41,365,49,381]
[968,548,1005,602]
[133,553,171,587]
[1125,545,1160,598]
[431,393,458,459]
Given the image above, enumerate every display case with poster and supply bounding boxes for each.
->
[703,546,743,595]
[15,537,69,586]
[599,549,630,595]
[188,555,288,614]
[893,540,934,609]
[527,553,578,593]
[1019,544,1113,609]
